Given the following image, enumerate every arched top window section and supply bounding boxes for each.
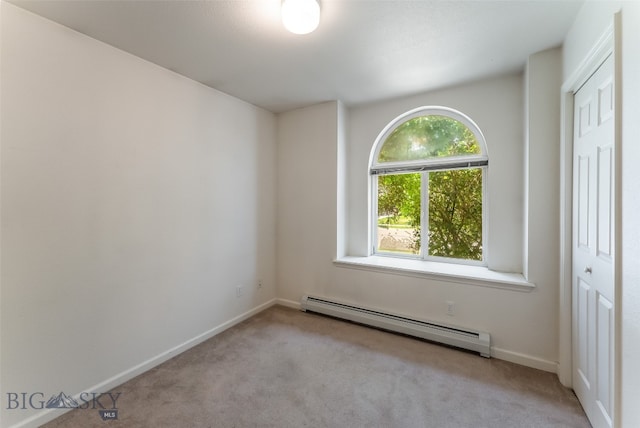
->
[370,106,488,175]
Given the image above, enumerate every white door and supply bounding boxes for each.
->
[572,53,615,428]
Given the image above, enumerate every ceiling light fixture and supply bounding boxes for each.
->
[281,0,320,35]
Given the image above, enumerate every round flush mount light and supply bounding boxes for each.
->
[281,0,320,35]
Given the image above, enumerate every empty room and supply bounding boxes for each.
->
[1,1,639,427]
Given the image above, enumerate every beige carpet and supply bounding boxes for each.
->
[43,305,589,427]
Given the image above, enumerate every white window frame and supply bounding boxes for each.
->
[369,106,489,266]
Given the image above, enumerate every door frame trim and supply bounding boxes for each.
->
[559,12,622,426]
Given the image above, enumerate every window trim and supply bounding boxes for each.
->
[371,159,488,176]
[369,106,489,265]
[369,105,488,172]
[333,256,534,293]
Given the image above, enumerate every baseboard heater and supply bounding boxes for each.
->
[300,295,491,358]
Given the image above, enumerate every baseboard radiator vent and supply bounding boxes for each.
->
[301,295,491,358]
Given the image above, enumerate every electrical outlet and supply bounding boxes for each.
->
[257,279,263,289]
[236,285,245,297]
[446,301,455,316]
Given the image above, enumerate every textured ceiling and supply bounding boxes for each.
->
[8,0,584,113]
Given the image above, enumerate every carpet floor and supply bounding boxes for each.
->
[43,305,590,427]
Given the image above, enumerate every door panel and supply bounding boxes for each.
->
[577,156,590,248]
[576,278,591,388]
[596,293,613,418]
[598,79,614,124]
[597,145,613,259]
[572,53,615,428]
[579,98,593,137]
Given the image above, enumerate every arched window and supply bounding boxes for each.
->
[370,106,488,264]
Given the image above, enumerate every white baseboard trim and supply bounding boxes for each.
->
[278,297,557,374]
[491,347,558,373]
[274,297,301,309]
[8,298,278,428]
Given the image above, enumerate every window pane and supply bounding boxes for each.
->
[378,115,480,163]
[428,168,483,261]
[377,173,421,255]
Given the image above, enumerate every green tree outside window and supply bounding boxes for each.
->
[373,111,486,262]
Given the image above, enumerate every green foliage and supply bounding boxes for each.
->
[378,115,480,163]
[378,173,421,253]
[376,114,483,261]
[377,173,420,221]
[428,169,482,260]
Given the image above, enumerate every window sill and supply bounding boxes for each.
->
[333,256,535,292]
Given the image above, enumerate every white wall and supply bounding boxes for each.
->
[564,2,640,426]
[523,46,562,359]
[276,102,339,302]
[0,4,277,427]
[563,1,622,83]
[277,71,565,371]
[524,48,562,281]
[619,5,640,425]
